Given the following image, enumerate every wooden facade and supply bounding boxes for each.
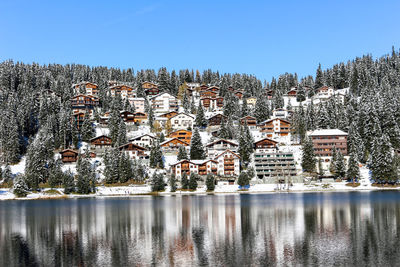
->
[90,135,112,151]
[200,90,217,98]
[120,111,135,123]
[240,116,257,127]
[119,143,147,158]
[169,130,192,143]
[110,84,134,98]
[133,112,148,124]
[59,149,78,163]
[310,129,348,157]
[259,118,291,138]
[208,114,227,126]
[159,111,178,119]
[215,150,240,177]
[170,159,218,178]
[253,138,278,153]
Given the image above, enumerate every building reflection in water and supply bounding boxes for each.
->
[1,191,400,266]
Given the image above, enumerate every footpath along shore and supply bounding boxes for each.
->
[0,180,399,200]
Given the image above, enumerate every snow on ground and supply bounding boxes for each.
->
[6,156,26,175]
[95,126,110,137]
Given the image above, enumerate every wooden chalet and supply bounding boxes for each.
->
[142,82,159,96]
[142,81,158,89]
[120,110,135,123]
[72,112,85,129]
[90,135,112,153]
[206,139,238,158]
[59,149,79,163]
[161,138,189,154]
[71,94,99,111]
[110,84,134,97]
[169,129,192,143]
[208,86,220,92]
[286,89,297,97]
[133,112,148,124]
[72,82,98,96]
[240,116,257,127]
[119,143,147,159]
[200,90,217,98]
[253,138,278,153]
[259,118,291,138]
[199,84,209,91]
[158,111,178,119]
[208,114,227,126]
[194,160,218,176]
[170,159,218,178]
[234,91,243,99]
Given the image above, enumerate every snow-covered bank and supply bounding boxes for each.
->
[0,181,399,200]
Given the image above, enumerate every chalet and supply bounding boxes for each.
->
[149,92,179,113]
[142,81,159,96]
[90,135,112,155]
[119,143,148,159]
[142,81,158,89]
[206,139,238,158]
[170,159,218,179]
[71,94,99,115]
[169,129,192,144]
[158,111,178,119]
[170,113,194,130]
[133,112,148,124]
[120,110,135,123]
[160,138,190,155]
[129,134,156,148]
[266,90,274,100]
[253,138,278,153]
[110,84,135,99]
[228,86,235,92]
[186,82,200,90]
[72,112,85,129]
[208,113,227,126]
[208,86,220,92]
[72,82,98,96]
[214,150,240,177]
[59,149,79,163]
[272,108,289,119]
[259,118,291,141]
[234,91,243,99]
[201,97,224,111]
[200,90,217,98]
[129,97,146,113]
[286,89,297,97]
[240,116,257,129]
[315,86,334,101]
[246,97,257,108]
[309,129,348,157]
[199,84,209,91]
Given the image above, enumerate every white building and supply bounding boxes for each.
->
[170,159,218,179]
[129,134,156,148]
[170,113,194,130]
[150,92,179,114]
[206,139,238,158]
[214,149,240,177]
[129,97,146,113]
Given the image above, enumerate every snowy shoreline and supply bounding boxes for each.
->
[1,181,399,201]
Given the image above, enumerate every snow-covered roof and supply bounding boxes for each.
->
[129,133,156,141]
[309,129,348,136]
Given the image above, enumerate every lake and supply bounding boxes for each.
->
[1,191,400,266]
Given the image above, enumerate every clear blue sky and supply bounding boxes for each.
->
[1,0,400,81]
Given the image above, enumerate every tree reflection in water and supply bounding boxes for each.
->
[1,192,400,266]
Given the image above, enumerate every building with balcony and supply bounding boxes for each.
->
[214,150,240,177]
[309,129,348,157]
[206,139,238,158]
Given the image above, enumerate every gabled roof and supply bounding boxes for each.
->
[71,94,99,100]
[240,115,256,120]
[206,139,238,148]
[158,111,178,117]
[119,142,147,151]
[170,159,217,166]
[129,134,156,141]
[59,149,78,155]
[254,137,278,146]
[148,92,176,100]
[214,149,240,159]
[72,81,98,88]
[208,113,227,119]
[169,129,192,135]
[89,135,112,142]
[170,113,195,120]
[160,138,190,146]
[259,118,291,125]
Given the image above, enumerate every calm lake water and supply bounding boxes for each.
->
[1,191,400,266]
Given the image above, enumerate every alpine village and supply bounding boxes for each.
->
[2,48,400,198]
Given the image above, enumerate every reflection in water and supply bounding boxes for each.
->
[1,192,400,266]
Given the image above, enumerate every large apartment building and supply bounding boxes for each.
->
[309,129,348,157]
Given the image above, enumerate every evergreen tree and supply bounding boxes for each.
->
[190,128,205,160]
[296,85,306,102]
[76,154,95,194]
[169,174,177,192]
[150,141,164,168]
[48,160,64,188]
[318,158,324,176]
[63,170,75,194]
[314,63,324,89]
[347,150,360,182]
[206,174,215,191]
[151,172,166,192]
[241,98,249,117]
[329,147,338,175]
[301,137,317,173]
[13,175,29,197]
[80,113,95,142]
[181,172,189,189]
[254,95,270,123]
[177,146,188,161]
[195,102,207,128]
[237,171,250,187]
[116,120,127,147]
[335,151,346,179]
[188,173,198,191]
